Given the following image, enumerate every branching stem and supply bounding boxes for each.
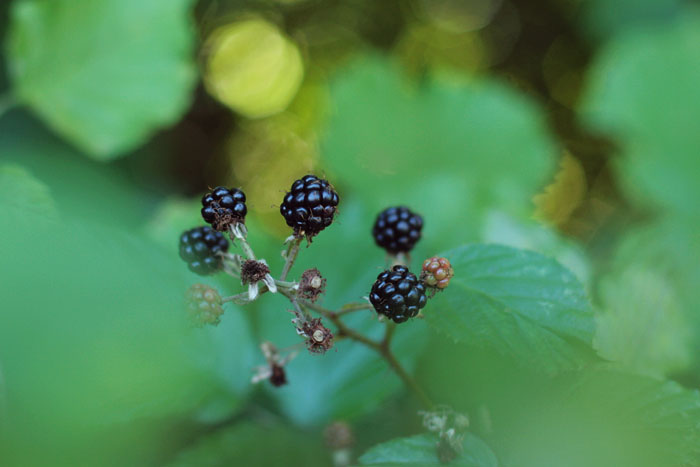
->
[285,293,433,409]
[224,231,434,410]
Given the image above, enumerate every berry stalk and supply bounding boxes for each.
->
[280,236,303,281]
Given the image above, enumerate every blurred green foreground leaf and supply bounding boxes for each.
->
[6,0,197,158]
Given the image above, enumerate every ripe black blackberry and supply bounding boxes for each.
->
[201,187,247,231]
[372,206,423,254]
[280,175,339,239]
[179,226,229,275]
[369,265,427,323]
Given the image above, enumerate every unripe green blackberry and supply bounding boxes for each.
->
[185,283,224,326]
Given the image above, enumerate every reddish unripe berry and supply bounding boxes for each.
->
[421,257,454,289]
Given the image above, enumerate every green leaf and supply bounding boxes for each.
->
[167,422,327,467]
[593,218,699,377]
[562,368,700,465]
[0,168,255,464]
[424,244,594,372]
[321,56,557,244]
[482,366,700,466]
[0,163,56,219]
[580,11,700,216]
[358,433,498,466]
[578,0,686,42]
[7,0,197,158]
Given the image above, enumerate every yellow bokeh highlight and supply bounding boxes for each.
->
[204,19,304,118]
[533,152,587,226]
[227,113,318,234]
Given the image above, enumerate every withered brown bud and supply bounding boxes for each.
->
[269,363,287,387]
[301,318,334,354]
[185,283,224,326]
[298,268,326,303]
[240,259,271,285]
[324,421,355,450]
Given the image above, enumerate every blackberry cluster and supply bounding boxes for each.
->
[369,265,427,323]
[201,187,247,231]
[179,226,229,275]
[185,283,224,326]
[280,175,339,238]
[372,206,423,254]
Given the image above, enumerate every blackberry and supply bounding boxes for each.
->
[372,206,423,254]
[280,175,339,238]
[421,257,454,290]
[185,284,224,326]
[369,265,427,323]
[179,226,229,275]
[201,186,247,231]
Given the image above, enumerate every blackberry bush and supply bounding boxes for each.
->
[179,226,229,275]
[280,174,339,239]
[176,176,468,463]
[369,265,428,323]
[372,206,423,254]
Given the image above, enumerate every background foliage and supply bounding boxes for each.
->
[0,0,699,466]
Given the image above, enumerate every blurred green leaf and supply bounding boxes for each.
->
[560,368,700,465]
[186,308,257,424]
[593,217,699,377]
[0,166,254,464]
[321,56,557,243]
[581,11,700,216]
[595,266,691,377]
[6,0,197,158]
[425,244,594,372]
[358,433,497,466]
[480,211,590,286]
[579,0,686,42]
[0,163,56,219]
[490,367,700,467]
[255,199,428,426]
[167,422,327,467]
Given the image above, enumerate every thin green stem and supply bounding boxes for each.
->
[229,225,256,259]
[274,279,297,290]
[382,321,396,345]
[337,302,373,316]
[379,345,434,410]
[280,236,303,281]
